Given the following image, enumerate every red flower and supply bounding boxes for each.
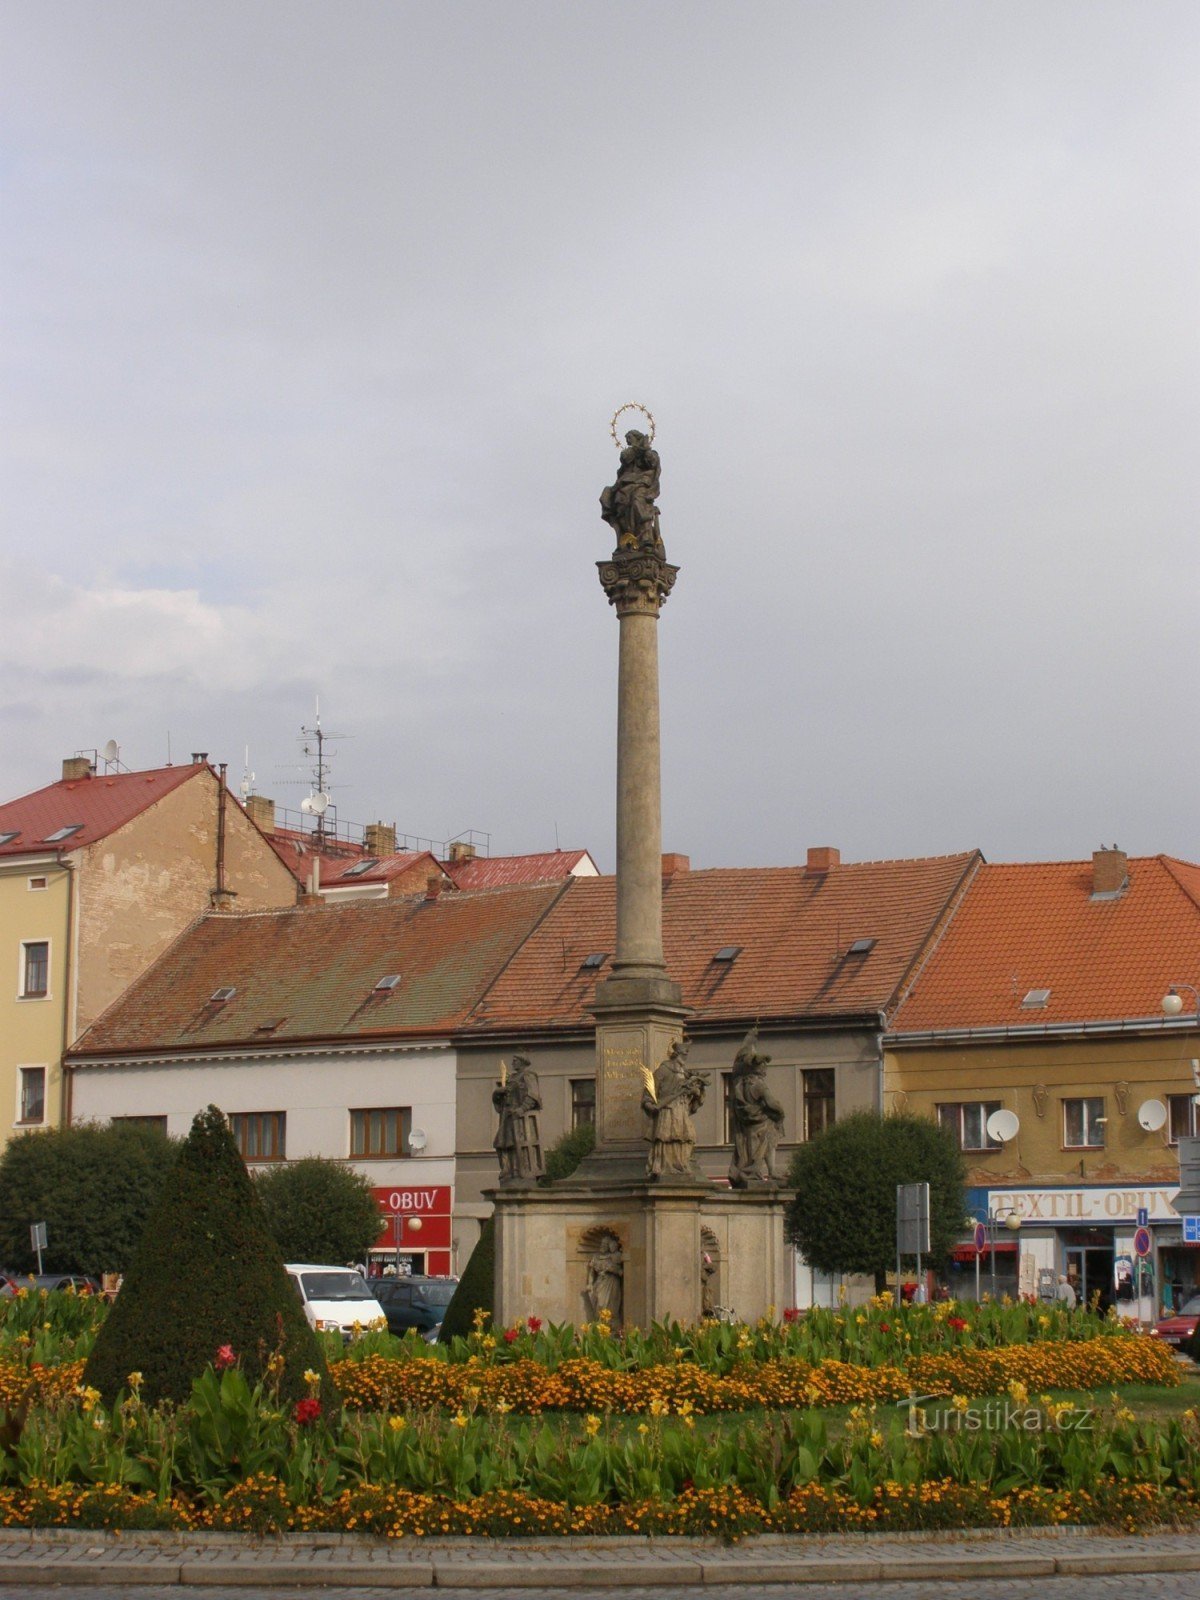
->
[294,1397,322,1426]
[947,1316,968,1332]
[527,1316,543,1333]
[782,1307,801,1324]
[879,1323,890,1332]
[503,1328,519,1344]
[214,1344,236,1370]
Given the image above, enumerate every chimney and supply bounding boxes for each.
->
[61,756,94,782]
[364,821,397,857]
[425,874,443,901]
[243,793,276,833]
[1092,846,1128,896]
[191,752,209,765]
[806,846,841,874]
[447,839,476,864]
[661,852,690,879]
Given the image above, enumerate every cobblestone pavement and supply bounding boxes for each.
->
[21,1580,1200,1600]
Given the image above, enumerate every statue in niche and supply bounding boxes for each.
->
[492,1051,543,1183]
[727,1026,785,1187]
[600,430,664,556]
[584,1233,625,1323]
[642,1036,709,1178]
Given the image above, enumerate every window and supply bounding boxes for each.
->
[17,1067,45,1125]
[43,824,82,843]
[1063,1098,1105,1149]
[802,1068,835,1141]
[1169,1095,1199,1145]
[27,877,47,892]
[350,1107,411,1159]
[570,1078,595,1130]
[937,1102,1002,1151]
[0,831,20,847]
[229,1111,285,1161]
[111,1115,169,1134]
[20,941,48,998]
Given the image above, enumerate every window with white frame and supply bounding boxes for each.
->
[17,1067,45,1125]
[19,941,49,998]
[1063,1097,1105,1149]
[1168,1095,1199,1145]
[937,1102,1002,1150]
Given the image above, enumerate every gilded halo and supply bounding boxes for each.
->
[609,402,656,449]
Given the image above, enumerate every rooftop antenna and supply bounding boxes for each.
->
[298,697,347,846]
[239,745,256,803]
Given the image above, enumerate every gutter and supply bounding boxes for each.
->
[886,1015,1199,1047]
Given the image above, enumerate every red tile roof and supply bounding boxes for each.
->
[890,856,1200,1034]
[0,765,204,857]
[462,853,980,1034]
[71,882,567,1057]
[443,850,597,890]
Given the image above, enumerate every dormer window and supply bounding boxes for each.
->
[342,859,379,878]
[0,831,20,846]
[43,824,83,843]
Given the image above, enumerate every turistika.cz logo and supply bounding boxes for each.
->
[898,1394,1094,1436]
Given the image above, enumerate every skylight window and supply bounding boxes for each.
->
[847,938,877,956]
[342,859,379,878]
[0,831,19,846]
[43,824,83,843]
[210,986,236,1003]
[374,974,401,991]
[1022,988,1051,1009]
[713,946,743,963]
[580,952,608,970]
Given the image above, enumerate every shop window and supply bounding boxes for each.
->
[802,1069,835,1141]
[1063,1097,1105,1149]
[17,1067,45,1125]
[229,1111,286,1162]
[350,1106,411,1159]
[1168,1095,1199,1145]
[570,1078,595,1130]
[20,942,49,998]
[937,1102,1002,1151]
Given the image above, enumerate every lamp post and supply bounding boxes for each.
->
[392,1213,423,1273]
[1162,985,1200,1216]
[989,1207,1023,1300]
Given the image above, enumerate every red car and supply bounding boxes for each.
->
[1149,1294,1200,1349]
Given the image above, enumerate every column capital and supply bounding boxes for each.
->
[597,548,679,615]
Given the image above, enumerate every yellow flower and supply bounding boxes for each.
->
[869,1431,884,1449]
[494,1398,512,1415]
[471,1307,490,1331]
[952,1394,969,1413]
[126,1372,143,1391]
[1007,1381,1028,1406]
[451,1412,469,1429]
[388,1416,404,1433]
[649,1396,669,1417]
[636,1422,649,1436]
[584,1414,601,1436]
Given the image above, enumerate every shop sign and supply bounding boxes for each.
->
[988,1187,1180,1224]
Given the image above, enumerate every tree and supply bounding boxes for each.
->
[541,1120,595,1184]
[785,1111,966,1293]
[0,1121,178,1274]
[84,1106,333,1409]
[439,1217,494,1343]
[254,1158,382,1264]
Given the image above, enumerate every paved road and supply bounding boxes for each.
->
[26,1580,1200,1600]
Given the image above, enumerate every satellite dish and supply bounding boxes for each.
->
[408,1127,427,1153]
[986,1108,1020,1144]
[300,792,330,817]
[1137,1099,1168,1132]
[102,739,119,762]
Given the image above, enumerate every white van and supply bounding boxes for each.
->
[285,1264,381,1340]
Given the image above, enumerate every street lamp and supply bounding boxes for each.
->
[989,1207,1022,1300]
[1162,983,1200,1021]
[1162,984,1200,1215]
[393,1212,423,1272]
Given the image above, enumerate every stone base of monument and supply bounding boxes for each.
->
[490,1182,792,1328]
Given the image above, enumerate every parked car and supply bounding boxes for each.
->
[1149,1294,1200,1350]
[9,1274,101,1295]
[371,1276,459,1342]
[284,1265,382,1340]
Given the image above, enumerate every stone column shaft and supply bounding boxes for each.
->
[615,606,665,975]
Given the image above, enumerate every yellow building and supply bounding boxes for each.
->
[0,754,297,1143]
[886,849,1200,1312]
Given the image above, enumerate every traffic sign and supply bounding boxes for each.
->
[1137,1206,1149,1228]
[1133,1226,1152,1259]
[1184,1216,1200,1245]
[973,1221,988,1254]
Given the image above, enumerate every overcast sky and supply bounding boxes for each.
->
[2,2,1197,871]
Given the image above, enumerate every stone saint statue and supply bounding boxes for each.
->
[727,1026,785,1187]
[584,1233,624,1323]
[492,1052,543,1183]
[642,1036,708,1178]
[600,430,664,556]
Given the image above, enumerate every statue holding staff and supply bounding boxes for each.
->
[492,1051,543,1183]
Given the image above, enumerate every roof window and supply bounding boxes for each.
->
[254,1018,285,1033]
[847,938,877,956]
[373,974,401,992]
[342,859,379,878]
[0,831,20,846]
[713,946,743,964]
[43,824,83,843]
[580,951,608,971]
[1022,988,1051,1009]
[209,986,236,1004]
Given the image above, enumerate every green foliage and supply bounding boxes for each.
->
[253,1158,381,1264]
[0,1121,178,1275]
[82,1106,333,1410]
[439,1217,494,1343]
[784,1111,966,1289]
[541,1121,596,1184]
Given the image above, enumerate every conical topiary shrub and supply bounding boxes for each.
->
[84,1105,335,1408]
[439,1216,494,1342]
